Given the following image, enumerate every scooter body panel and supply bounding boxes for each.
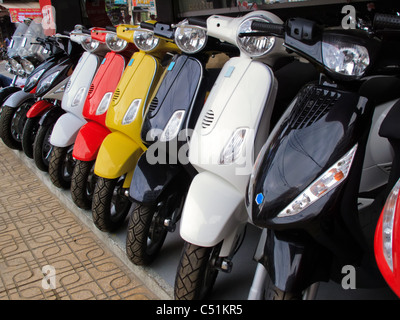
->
[0,86,21,104]
[105,51,161,151]
[94,131,143,179]
[26,99,53,118]
[72,121,111,161]
[188,57,276,194]
[82,51,126,124]
[41,76,70,101]
[248,83,369,228]
[180,171,248,248]
[61,51,101,117]
[3,90,34,108]
[129,152,183,204]
[49,112,87,147]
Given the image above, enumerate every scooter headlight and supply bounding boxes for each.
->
[160,110,185,142]
[96,92,113,115]
[25,68,45,89]
[220,128,249,165]
[237,17,275,57]
[174,20,207,54]
[81,35,100,52]
[37,70,60,94]
[380,178,400,271]
[133,30,159,52]
[278,144,358,218]
[21,58,35,75]
[72,87,87,107]
[105,33,128,52]
[9,58,21,73]
[322,34,370,77]
[122,99,141,125]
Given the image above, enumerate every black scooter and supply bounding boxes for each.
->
[126,20,239,265]
[246,13,400,299]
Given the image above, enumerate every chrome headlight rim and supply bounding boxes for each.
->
[81,35,100,52]
[174,20,208,54]
[105,33,128,52]
[133,30,159,52]
[236,16,276,58]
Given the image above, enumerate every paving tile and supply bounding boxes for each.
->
[0,142,160,300]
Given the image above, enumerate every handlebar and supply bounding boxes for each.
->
[106,26,116,32]
[250,21,285,37]
[140,21,154,31]
[374,13,400,30]
[187,17,207,29]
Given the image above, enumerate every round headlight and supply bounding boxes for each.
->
[236,17,275,57]
[81,35,100,52]
[21,59,35,75]
[174,21,207,54]
[133,30,159,52]
[322,34,370,77]
[105,33,128,52]
[9,58,20,71]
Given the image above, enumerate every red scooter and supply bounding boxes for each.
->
[70,26,137,209]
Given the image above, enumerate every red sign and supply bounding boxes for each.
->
[9,8,43,23]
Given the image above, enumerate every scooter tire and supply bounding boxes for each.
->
[22,117,40,158]
[71,160,96,210]
[33,123,55,172]
[264,285,302,300]
[92,176,132,232]
[0,104,30,150]
[174,242,220,300]
[49,146,75,189]
[126,204,168,266]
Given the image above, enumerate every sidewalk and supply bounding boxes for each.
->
[0,141,161,300]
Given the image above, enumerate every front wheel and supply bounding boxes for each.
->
[71,160,96,210]
[0,102,32,149]
[22,117,40,158]
[126,204,168,266]
[49,145,76,189]
[33,123,55,172]
[92,176,132,232]
[174,242,220,300]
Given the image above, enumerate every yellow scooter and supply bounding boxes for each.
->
[92,22,179,232]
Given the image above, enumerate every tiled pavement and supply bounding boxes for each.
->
[0,141,161,300]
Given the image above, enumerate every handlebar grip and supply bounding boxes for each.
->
[251,21,285,36]
[140,21,155,30]
[374,13,400,30]
[106,26,116,32]
[63,31,71,36]
[187,17,207,28]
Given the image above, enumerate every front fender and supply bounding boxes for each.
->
[3,90,34,108]
[72,121,111,161]
[94,131,144,179]
[49,112,87,147]
[129,152,184,204]
[0,86,21,105]
[26,100,53,118]
[180,171,248,248]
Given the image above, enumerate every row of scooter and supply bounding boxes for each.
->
[1,10,400,300]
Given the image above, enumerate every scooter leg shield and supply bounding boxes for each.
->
[3,90,34,108]
[129,151,183,204]
[94,131,143,180]
[72,121,111,162]
[49,113,87,148]
[26,100,53,118]
[180,171,248,248]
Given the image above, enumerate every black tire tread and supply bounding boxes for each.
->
[71,160,95,210]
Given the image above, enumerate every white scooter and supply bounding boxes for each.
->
[175,11,318,300]
[47,26,109,189]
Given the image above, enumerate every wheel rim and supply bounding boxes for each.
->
[110,176,131,222]
[146,206,168,255]
[60,145,76,183]
[41,125,54,167]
